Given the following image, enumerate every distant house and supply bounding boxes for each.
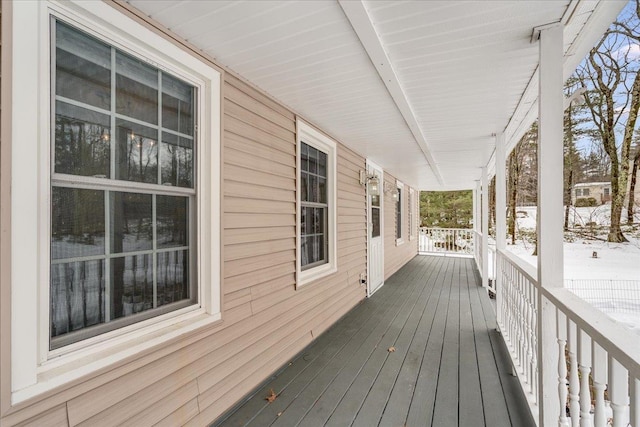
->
[572,182,611,205]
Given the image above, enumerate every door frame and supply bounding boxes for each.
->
[366,159,384,297]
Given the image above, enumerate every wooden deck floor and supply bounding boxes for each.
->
[213,255,536,427]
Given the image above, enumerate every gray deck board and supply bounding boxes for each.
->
[214,255,536,427]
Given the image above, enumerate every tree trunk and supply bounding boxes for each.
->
[628,152,639,224]
[609,189,628,242]
[564,169,573,231]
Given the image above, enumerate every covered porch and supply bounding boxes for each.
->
[215,255,535,427]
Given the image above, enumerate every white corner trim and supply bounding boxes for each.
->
[338,0,443,186]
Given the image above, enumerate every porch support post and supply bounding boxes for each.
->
[495,132,507,326]
[481,166,489,289]
[472,181,478,265]
[537,22,564,427]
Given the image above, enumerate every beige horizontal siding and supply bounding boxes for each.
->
[0,4,425,425]
[384,172,419,280]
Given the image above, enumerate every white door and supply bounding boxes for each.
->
[367,161,384,296]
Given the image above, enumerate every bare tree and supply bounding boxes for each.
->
[576,2,640,242]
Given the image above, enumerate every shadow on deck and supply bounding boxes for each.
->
[213,255,536,427]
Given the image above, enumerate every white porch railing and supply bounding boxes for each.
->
[419,227,474,256]
[497,249,640,427]
[472,230,497,294]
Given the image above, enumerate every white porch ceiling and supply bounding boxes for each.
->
[127,0,625,191]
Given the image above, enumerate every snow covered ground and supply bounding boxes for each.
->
[505,205,640,335]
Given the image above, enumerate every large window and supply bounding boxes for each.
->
[51,21,197,348]
[297,120,337,286]
[8,1,220,403]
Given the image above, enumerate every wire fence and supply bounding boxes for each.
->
[565,279,640,314]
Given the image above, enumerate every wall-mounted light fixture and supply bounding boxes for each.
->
[359,170,380,196]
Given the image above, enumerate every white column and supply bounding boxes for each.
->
[536,23,564,427]
[473,183,478,234]
[474,180,481,270]
[496,133,507,326]
[481,166,489,289]
[496,133,507,250]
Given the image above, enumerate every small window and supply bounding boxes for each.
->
[583,188,590,196]
[297,120,337,286]
[575,188,582,197]
[396,181,404,245]
[604,187,610,196]
[300,142,328,269]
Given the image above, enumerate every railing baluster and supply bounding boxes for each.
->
[568,320,580,427]
[578,330,593,427]
[558,310,570,427]
[591,342,607,427]
[609,357,629,427]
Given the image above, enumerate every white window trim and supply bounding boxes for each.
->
[296,119,337,288]
[409,188,416,241]
[9,0,221,404]
[396,181,405,246]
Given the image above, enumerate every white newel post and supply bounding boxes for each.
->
[481,167,489,289]
[495,133,506,328]
[537,23,564,427]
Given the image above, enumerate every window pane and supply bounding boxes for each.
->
[162,74,194,136]
[157,250,189,307]
[313,207,324,234]
[161,133,194,188]
[157,195,188,248]
[306,235,317,266]
[301,143,309,172]
[318,151,327,177]
[51,187,105,260]
[116,119,158,183]
[317,233,325,263]
[308,145,318,174]
[111,254,154,319]
[301,235,310,267]
[318,177,327,204]
[55,101,110,177]
[116,51,158,124]
[301,172,309,203]
[305,206,314,235]
[308,174,318,203]
[56,22,111,110]
[110,192,153,253]
[50,259,106,337]
[371,206,380,238]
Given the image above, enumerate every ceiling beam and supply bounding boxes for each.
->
[338,0,444,186]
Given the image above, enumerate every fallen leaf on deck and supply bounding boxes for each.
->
[266,388,278,403]
[388,346,396,352]
[277,412,283,417]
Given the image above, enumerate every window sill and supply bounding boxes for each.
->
[13,309,221,405]
[297,263,337,289]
